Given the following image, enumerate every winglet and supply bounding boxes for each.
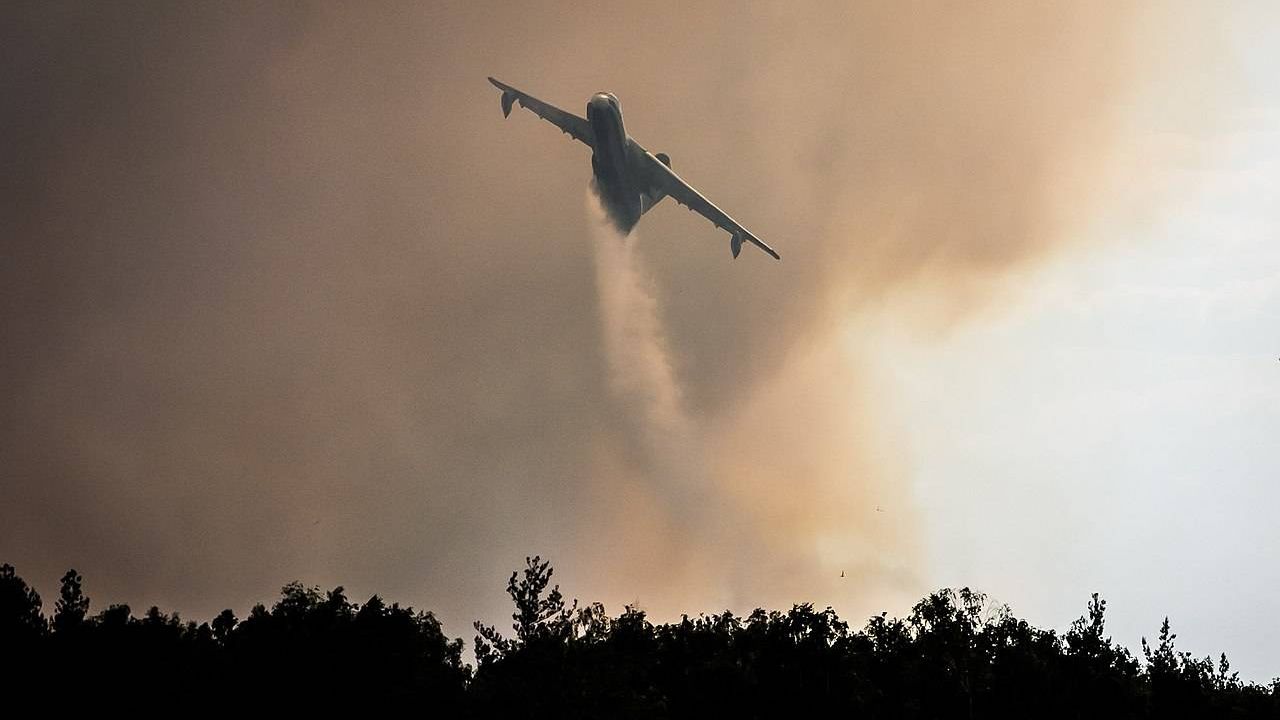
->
[488,77,516,117]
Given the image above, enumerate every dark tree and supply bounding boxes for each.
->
[474,554,572,669]
[0,564,46,640]
[52,568,89,634]
[2,556,1276,716]
[1061,593,1142,716]
[211,608,237,644]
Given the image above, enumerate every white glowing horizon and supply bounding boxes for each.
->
[862,4,1280,681]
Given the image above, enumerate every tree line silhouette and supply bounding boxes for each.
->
[1,558,1276,716]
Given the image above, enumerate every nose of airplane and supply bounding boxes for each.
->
[587,93,610,121]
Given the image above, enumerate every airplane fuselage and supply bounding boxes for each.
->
[586,93,642,233]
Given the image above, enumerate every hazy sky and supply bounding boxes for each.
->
[2,2,1276,681]
[872,3,1280,680]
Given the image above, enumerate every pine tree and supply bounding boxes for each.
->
[52,569,89,634]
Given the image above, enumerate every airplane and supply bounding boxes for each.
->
[487,77,780,260]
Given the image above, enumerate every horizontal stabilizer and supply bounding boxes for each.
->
[640,187,667,215]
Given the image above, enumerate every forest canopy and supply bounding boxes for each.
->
[1,558,1275,716]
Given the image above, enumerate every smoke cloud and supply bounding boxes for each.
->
[1,2,1147,636]
[586,189,729,608]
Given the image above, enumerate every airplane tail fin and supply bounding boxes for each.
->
[641,152,672,216]
[640,190,667,215]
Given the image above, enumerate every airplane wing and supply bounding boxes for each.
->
[632,142,780,260]
[488,77,594,148]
